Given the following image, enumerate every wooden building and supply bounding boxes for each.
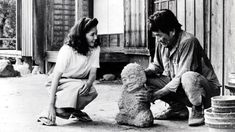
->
[0,0,235,95]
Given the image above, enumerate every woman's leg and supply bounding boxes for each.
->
[55,108,75,119]
[68,86,98,122]
[76,86,98,110]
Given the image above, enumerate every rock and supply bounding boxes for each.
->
[0,59,20,77]
[32,66,41,75]
[15,58,23,65]
[13,62,31,76]
[102,74,116,81]
[115,63,153,127]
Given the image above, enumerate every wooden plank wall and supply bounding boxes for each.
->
[124,0,146,48]
[75,0,92,21]
[204,0,235,95]
[185,0,194,35]
[210,0,224,94]
[195,0,204,47]
[177,0,185,30]
[224,0,235,94]
[123,0,149,68]
[153,0,177,18]
[99,34,124,52]
[21,0,33,56]
[47,0,75,51]
[168,0,176,16]
[176,0,204,47]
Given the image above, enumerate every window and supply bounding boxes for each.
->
[0,0,16,50]
[93,0,124,35]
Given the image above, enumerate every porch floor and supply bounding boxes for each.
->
[0,74,210,132]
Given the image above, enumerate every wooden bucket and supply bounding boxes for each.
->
[211,96,235,113]
[205,108,235,132]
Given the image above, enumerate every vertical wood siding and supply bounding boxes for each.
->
[185,0,194,35]
[177,0,185,30]
[22,0,33,56]
[210,0,224,93]
[224,0,235,95]
[47,0,75,51]
[204,0,211,57]
[124,0,146,48]
[75,0,91,21]
[195,0,204,47]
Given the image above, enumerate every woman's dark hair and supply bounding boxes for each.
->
[149,9,182,34]
[64,17,99,56]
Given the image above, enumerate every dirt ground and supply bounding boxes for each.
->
[0,74,209,132]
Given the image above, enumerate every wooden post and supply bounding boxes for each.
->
[211,0,223,93]
[33,0,46,73]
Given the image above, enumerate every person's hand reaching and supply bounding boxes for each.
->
[79,84,91,96]
[47,105,56,124]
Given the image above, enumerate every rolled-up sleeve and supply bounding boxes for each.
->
[91,46,100,68]
[53,45,72,73]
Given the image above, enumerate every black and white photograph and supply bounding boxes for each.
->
[0,0,235,132]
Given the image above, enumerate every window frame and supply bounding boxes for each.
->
[0,0,21,57]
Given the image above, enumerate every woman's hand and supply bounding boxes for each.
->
[79,68,97,96]
[79,83,91,96]
[47,71,62,124]
[47,105,56,123]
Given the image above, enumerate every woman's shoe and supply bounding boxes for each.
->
[71,110,92,122]
[55,108,71,119]
[37,117,56,126]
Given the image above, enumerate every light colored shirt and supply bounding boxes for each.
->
[147,30,221,92]
[53,44,100,78]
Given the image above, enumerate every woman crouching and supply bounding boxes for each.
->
[38,17,100,126]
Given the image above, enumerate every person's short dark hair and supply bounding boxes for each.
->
[64,17,99,56]
[148,9,182,34]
